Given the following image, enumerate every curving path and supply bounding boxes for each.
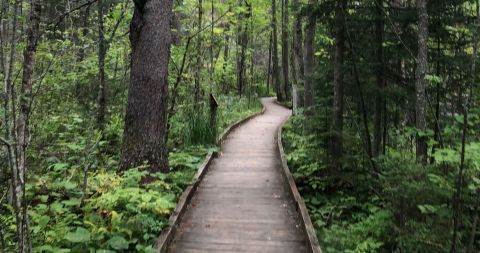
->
[167,97,307,253]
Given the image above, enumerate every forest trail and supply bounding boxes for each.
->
[167,97,308,253]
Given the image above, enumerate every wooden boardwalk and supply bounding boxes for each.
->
[167,98,308,253]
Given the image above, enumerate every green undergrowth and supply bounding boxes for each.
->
[0,96,261,253]
[169,96,262,146]
[282,114,480,253]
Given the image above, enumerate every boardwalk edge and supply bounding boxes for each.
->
[216,104,267,146]
[154,102,266,252]
[277,114,323,253]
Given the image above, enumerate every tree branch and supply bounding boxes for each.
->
[106,0,129,45]
[0,137,10,147]
[50,0,99,31]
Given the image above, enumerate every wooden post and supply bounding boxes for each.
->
[210,93,219,137]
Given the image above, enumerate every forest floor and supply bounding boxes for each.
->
[167,98,308,253]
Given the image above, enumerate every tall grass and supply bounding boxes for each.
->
[216,96,261,131]
[182,104,217,145]
[171,96,262,147]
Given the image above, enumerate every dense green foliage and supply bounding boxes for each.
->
[281,0,480,252]
[284,114,480,252]
[0,0,263,251]
[0,95,260,252]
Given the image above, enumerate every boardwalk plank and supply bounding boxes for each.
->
[167,98,307,253]
[171,241,307,253]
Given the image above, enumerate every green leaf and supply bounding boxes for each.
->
[434,148,459,164]
[51,162,69,171]
[50,202,65,213]
[65,227,91,243]
[66,143,83,151]
[418,204,437,214]
[39,195,49,203]
[425,74,443,84]
[108,236,129,250]
[63,181,77,190]
[52,249,71,253]
[213,28,224,34]
[62,198,81,206]
[36,245,54,252]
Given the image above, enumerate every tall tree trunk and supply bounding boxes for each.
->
[467,190,479,253]
[281,0,289,101]
[209,0,215,94]
[271,0,282,101]
[373,0,384,157]
[452,1,478,251]
[237,5,248,97]
[3,0,21,250]
[451,77,469,253]
[96,0,107,130]
[220,7,231,94]
[194,0,203,104]
[77,4,90,61]
[119,0,173,173]
[331,0,346,167]
[415,0,428,162]
[237,38,245,97]
[208,0,217,130]
[346,35,376,171]
[14,0,41,251]
[292,0,304,87]
[221,36,230,94]
[303,0,316,116]
[237,1,250,97]
[267,31,273,94]
[430,34,444,164]
[466,9,480,253]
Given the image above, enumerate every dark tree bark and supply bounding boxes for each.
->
[281,0,289,101]
[220,6,231,94]
[331,0,346,167]
[237,41,246,97]
[96,0,107,130]
[237,1,250,97]
[221,33,230,94]
[267,31,273,94]
[303,0,316,116]
[467,191,479,253]
[208,0,217,130]
[373,0,384,157]
[431,35,443,164]
[14,0,41,251]
[292,0,304,87]
[466,8,480,253]
[452,1,478,251]
[77,4,90,62]
[415,0,428,162]
[194,0,203,104]
[271,0,282,101]
[96,1,126,130]
[451,73,469,253]
[346,34,376,172]
[119,0,173,173]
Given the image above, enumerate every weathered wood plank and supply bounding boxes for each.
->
[165,98,318,253]
[171,240,307,253]
[154,105,266,252]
